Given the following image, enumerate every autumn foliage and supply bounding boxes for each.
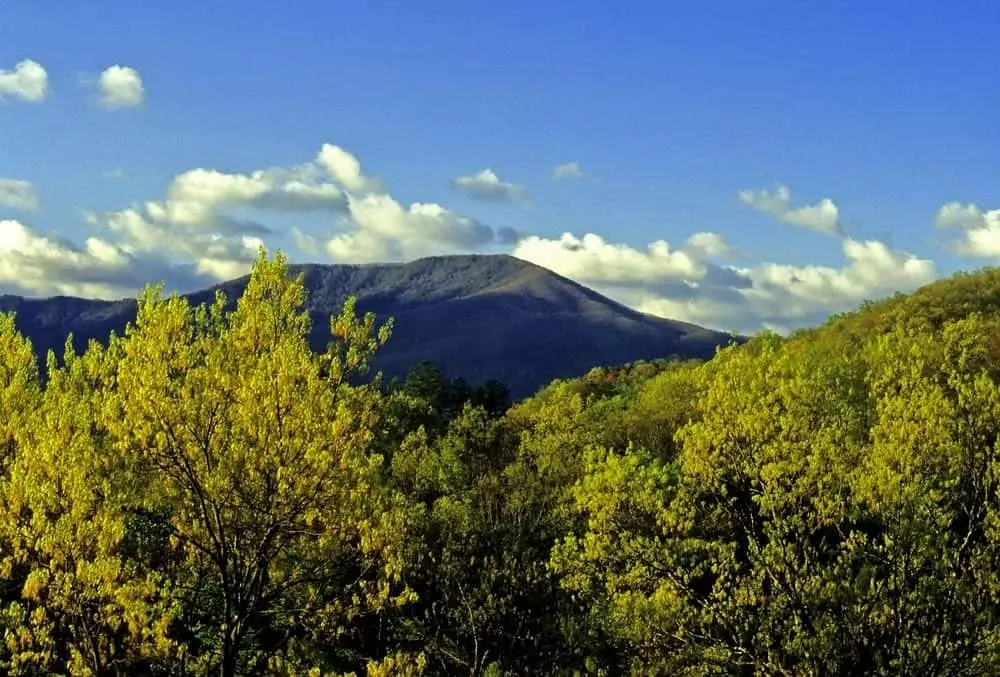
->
[4,253,1000,674]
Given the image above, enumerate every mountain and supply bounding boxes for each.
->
[0,254,736,398]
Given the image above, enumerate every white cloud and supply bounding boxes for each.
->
[514,230,934,334]
[738,239,934,321]
[86,161,347,259]
[935,201,1000,258]
[0,139,937,337]
[78,142,504,288]
[552,161,584,180]
[96,65,144,109]
[289,227,320,255]
[647,237,934,332]
[739,184,841,236]
[88,201,268,280]
[0,219,140,298]
[0,179,40,211]
[514,232,711,284]
[81,159,350,286]
[0,140,513,297]
[146,146,497,264]
[305,147,502,261]
[316,144,385,195]
[102,168,126,180]
[84,204,267,289]
[683,231,732,258]
[328,193,495,262]
[0,59,48,102]
[193,235,266,280]
[166,166,347,216]
[451,168,530,204]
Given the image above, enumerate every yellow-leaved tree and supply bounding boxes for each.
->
[101,251,416,675]
[0,314,38,467]
[0,252,422,676]
[0,328,178,675]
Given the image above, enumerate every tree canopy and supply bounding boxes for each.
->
[3,253,1000,674]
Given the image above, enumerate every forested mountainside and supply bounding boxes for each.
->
[0,254,733,398]
[4,254,1000,674]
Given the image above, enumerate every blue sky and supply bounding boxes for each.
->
[2,1,1000,332]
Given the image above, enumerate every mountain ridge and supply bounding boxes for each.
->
[0,254,736,398]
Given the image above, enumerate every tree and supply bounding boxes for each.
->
[0,314,38,468]
[0,335,178,676]
[101,252,411,675]
[553,315,1000,674]
[471,380,510,420]
[389,400,595,675]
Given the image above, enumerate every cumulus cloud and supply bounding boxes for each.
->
[85,191,279,287]
[731,239,935,327]
[451,169,530,204]
[0,59,48,102]
[328,193,495,262]
[0,179,40,211]
[315,144,385,195]
[935,201,1000,258]
[739,184,841,236]
[0,139,513,298]
[514,230,933,334]
[75,142,507,290]
[683,231,732,258]
[0,138,936,337]
[96,65,144,109]
[81,154,352,287]
[289,227,320,256]
[0,219,142,298]
[91,203,261,255]
[514,232,713,284]
[652,237,933,333]
[166,166,347,217]
[305,148,506,261]
[552,161,584,180]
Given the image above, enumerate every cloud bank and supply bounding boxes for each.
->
[0,141,944,335]
[513,231,934,334]
[69,143,509,295]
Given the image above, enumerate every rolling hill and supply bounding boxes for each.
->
[0,254,736,398]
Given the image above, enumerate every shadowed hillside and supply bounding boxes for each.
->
[0,254,735,397]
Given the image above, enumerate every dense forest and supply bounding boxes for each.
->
[4,252,1000,675]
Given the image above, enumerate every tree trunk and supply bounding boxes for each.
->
[221,624,238,677]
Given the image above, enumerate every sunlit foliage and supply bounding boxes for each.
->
[4,256,1000,674]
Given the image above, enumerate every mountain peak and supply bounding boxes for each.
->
[0,255,734,398]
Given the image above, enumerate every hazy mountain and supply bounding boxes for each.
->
[0,254,736,398]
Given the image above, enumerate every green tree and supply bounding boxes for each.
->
[101,252,411,675]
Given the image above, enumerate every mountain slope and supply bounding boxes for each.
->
[0,254,735,398]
